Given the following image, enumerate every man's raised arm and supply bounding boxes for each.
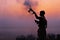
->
[28,8,39,19]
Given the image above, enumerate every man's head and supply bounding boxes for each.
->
[40,10,45,16]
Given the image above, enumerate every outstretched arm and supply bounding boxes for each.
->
[34,12,39,19]
[28,8,39,19]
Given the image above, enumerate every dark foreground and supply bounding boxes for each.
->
[16,34,60,40]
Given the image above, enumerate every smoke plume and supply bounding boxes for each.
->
[24,0,38,8]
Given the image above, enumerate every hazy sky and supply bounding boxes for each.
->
[0,0,60,36]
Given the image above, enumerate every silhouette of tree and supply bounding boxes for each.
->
[16,35,25,40]
[26,34,35,40]
[56,34,60,40]
[16,34,36,40]
[47,34,55,40]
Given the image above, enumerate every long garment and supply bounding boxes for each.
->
[37,17,47,40]
[37,27,46,40]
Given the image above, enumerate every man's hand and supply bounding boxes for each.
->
[28,8,35,14]
[35,20,39,24]
[28,8,39,19]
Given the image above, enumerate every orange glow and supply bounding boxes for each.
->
[0,0,60,20]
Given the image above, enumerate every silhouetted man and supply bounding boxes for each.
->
[28,8,47,40]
